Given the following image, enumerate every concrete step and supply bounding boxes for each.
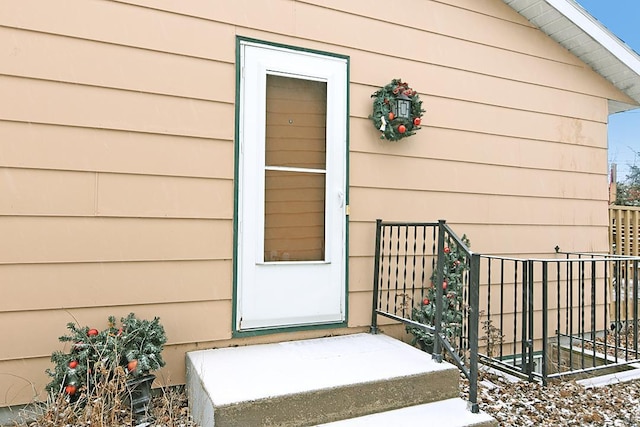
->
[317,398,497,427]
[577,363,640,388]
[186,333,461,426]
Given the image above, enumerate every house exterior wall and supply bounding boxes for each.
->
[0,0,634,406]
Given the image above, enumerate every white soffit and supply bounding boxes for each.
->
[502,0,640,114]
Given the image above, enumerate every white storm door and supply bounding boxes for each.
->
[236,41,347,331]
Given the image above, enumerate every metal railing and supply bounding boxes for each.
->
[370,219,480,413]
[370,218,640,408]
[477,250,640,385]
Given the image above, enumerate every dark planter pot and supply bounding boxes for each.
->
[418,340,434,354]
[126,373,156,426]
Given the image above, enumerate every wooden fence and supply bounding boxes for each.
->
[609,205,640,322]
[610,205,640,256]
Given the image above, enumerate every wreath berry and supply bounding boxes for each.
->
[370,79,425,141]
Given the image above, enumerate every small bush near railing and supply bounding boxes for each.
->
[480,316,504,358]
[407,235,470,352]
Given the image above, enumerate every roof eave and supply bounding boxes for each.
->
[503,0,640,114]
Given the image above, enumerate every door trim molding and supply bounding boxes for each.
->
[232,36,350,337]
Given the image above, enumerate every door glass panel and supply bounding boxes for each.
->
[264,170,325,261]
[265,75,326,169]
[264,74,327,262]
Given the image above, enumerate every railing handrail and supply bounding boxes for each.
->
[556,250,640,260]
[491,255,640,263]
[441,221,474,257]
[371,219,480,413]
[375,220,441,227]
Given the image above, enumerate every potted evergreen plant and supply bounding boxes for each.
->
[46,313,167,424]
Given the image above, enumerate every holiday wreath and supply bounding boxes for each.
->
[370,78,424,141]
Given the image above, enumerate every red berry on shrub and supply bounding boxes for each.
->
[423,298,430,305]
[69,360,78,369]
[87,328,99,337]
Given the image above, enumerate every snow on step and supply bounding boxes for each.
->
[317,398,497,427]
[186,333,460,426]
[577,365,640,388]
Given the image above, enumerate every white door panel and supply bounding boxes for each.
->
[237,41,347,331]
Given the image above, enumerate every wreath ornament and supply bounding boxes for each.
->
[370,79,425,141]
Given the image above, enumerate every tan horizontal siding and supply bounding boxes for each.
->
[0,168,233,219]
[0,0,237,62]
[349,189,609,226]
[97,174,233,219]
[441,0,531,23]
[296,0,573,64]
[0,301,233,361]
[348,290,376,328]
[236,26,625,106]
[120,0,534,46]
[0,76,233,139]
[350,78,607,125]
[350,152,608,200]
[0,357,51,406]
[0,122,233,179]
[121,0,582,72]
[348,257,376,293]
[2,0,629,104]
[0,22,609,128]
[0,168,95,215]
[0,27,235,103]
[0,260,232,312]
[351,126,608,175]
[1,25,606,126]
[349,222,609,257]
[387,98,607,145]
[351,113,607,164]
[0,217,232,264]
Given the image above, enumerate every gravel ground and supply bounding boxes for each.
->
[461,370,640,426]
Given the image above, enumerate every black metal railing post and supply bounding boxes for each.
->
[541,260,548,385]
[432,219,447,362]
[527,260,535,382]
[468,252,480,413]
[520,261,528,377]
[370,219,383,334]
[590,259,597,368]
